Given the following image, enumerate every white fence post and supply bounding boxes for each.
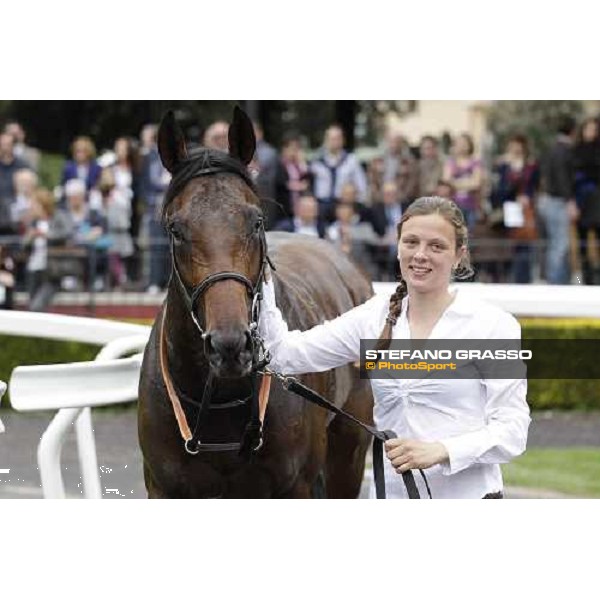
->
[0,380,6,434]
[75,407,102,499]
[37,407,82,499]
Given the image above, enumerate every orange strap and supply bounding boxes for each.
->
[258,372,272,424]
[159,304,192,442]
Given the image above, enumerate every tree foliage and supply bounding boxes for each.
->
[487,100,585,157]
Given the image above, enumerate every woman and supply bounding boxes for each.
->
[490,134,540,283]
[259,196,530,499]
[443,134,483,230]
[101,137,139,284]
[574,118,600,285]
[61,136,102,194]
[275,132,312,219]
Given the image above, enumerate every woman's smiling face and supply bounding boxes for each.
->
[398,214,465,293]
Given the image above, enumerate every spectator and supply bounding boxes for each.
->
[252,121,279,229]
[382,129,418,203]
[574,117,600,285]
[310,125,368,223]
[64,179,106,241]
[327,200,377,279]
[99,168,134,288]
[0,243,15,309]
[490,134,540,283]
[443,133,483,230]
[418,135,444,197]
[366,155,385,204]
[65,178,110,291]
[11,168,38,233]
[4,121,41,172]
[435,179,456,201]
[104,137,140,281]
[61,136,102,205]
[338,182,373,224]
[275,132,311,219]
[27,189,75,311]
[371,181,403,238]
[274,193,325,238]
[139,125,170,293]
[0,132,29,233]
[23,188,53,309]
[140,124,158,157]
[203,121,229,151]
[538,115,578,284]
[370,181,403,280]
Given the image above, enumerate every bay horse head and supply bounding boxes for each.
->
[158,106,269,379]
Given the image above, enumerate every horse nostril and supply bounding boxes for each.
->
[206,330,252,364]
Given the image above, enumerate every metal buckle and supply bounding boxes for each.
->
[185,439,201,455]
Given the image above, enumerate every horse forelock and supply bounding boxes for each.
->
[161,147,258,220]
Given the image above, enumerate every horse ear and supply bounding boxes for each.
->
[228,105,256,165]
[158,110,188,174]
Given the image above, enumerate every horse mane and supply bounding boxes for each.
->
[161,147,257,219]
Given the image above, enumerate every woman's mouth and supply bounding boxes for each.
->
[409,265,432,276]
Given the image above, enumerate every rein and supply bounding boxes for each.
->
[261,369,432,499]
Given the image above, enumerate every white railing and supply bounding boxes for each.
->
[373,282,600,318]
[3,283,600,499]
[2,310,150,498]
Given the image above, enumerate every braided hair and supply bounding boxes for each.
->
[375,196,474,352]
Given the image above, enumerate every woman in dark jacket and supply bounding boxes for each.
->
[574,118,600,285]
[490,134,540,284]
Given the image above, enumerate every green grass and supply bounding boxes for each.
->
[503,448,600,498]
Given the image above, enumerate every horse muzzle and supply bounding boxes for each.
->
[204,328,254,378]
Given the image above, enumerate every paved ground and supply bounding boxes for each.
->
[1,409,598,499]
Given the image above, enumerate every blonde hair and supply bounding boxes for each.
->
[71,136,97,161]
[376,196,474,351]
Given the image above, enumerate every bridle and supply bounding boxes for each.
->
[160,165,275,458]
[168,211,274,352]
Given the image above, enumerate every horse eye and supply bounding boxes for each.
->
[168,222,185,244]
[254,218,263,233]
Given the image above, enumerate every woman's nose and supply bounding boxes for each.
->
[414,246,429,260]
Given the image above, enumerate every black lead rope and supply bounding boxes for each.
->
[278,376,432,499]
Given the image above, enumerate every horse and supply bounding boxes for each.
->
[138,106,374,498]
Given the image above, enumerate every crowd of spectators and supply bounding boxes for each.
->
[1,112,600,311]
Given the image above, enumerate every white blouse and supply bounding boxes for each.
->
[258,280,530,499]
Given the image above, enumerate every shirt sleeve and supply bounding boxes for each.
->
[258,278,380,375]
[439,312,531,476]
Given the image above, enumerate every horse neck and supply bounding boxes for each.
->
[163,285,210,386]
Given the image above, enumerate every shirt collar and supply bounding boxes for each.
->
[402,287,471,317]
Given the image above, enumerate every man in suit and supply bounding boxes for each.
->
[274,193,325,238]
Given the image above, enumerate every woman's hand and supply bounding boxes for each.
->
[263,264,271,283]
[385,438,449,473]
